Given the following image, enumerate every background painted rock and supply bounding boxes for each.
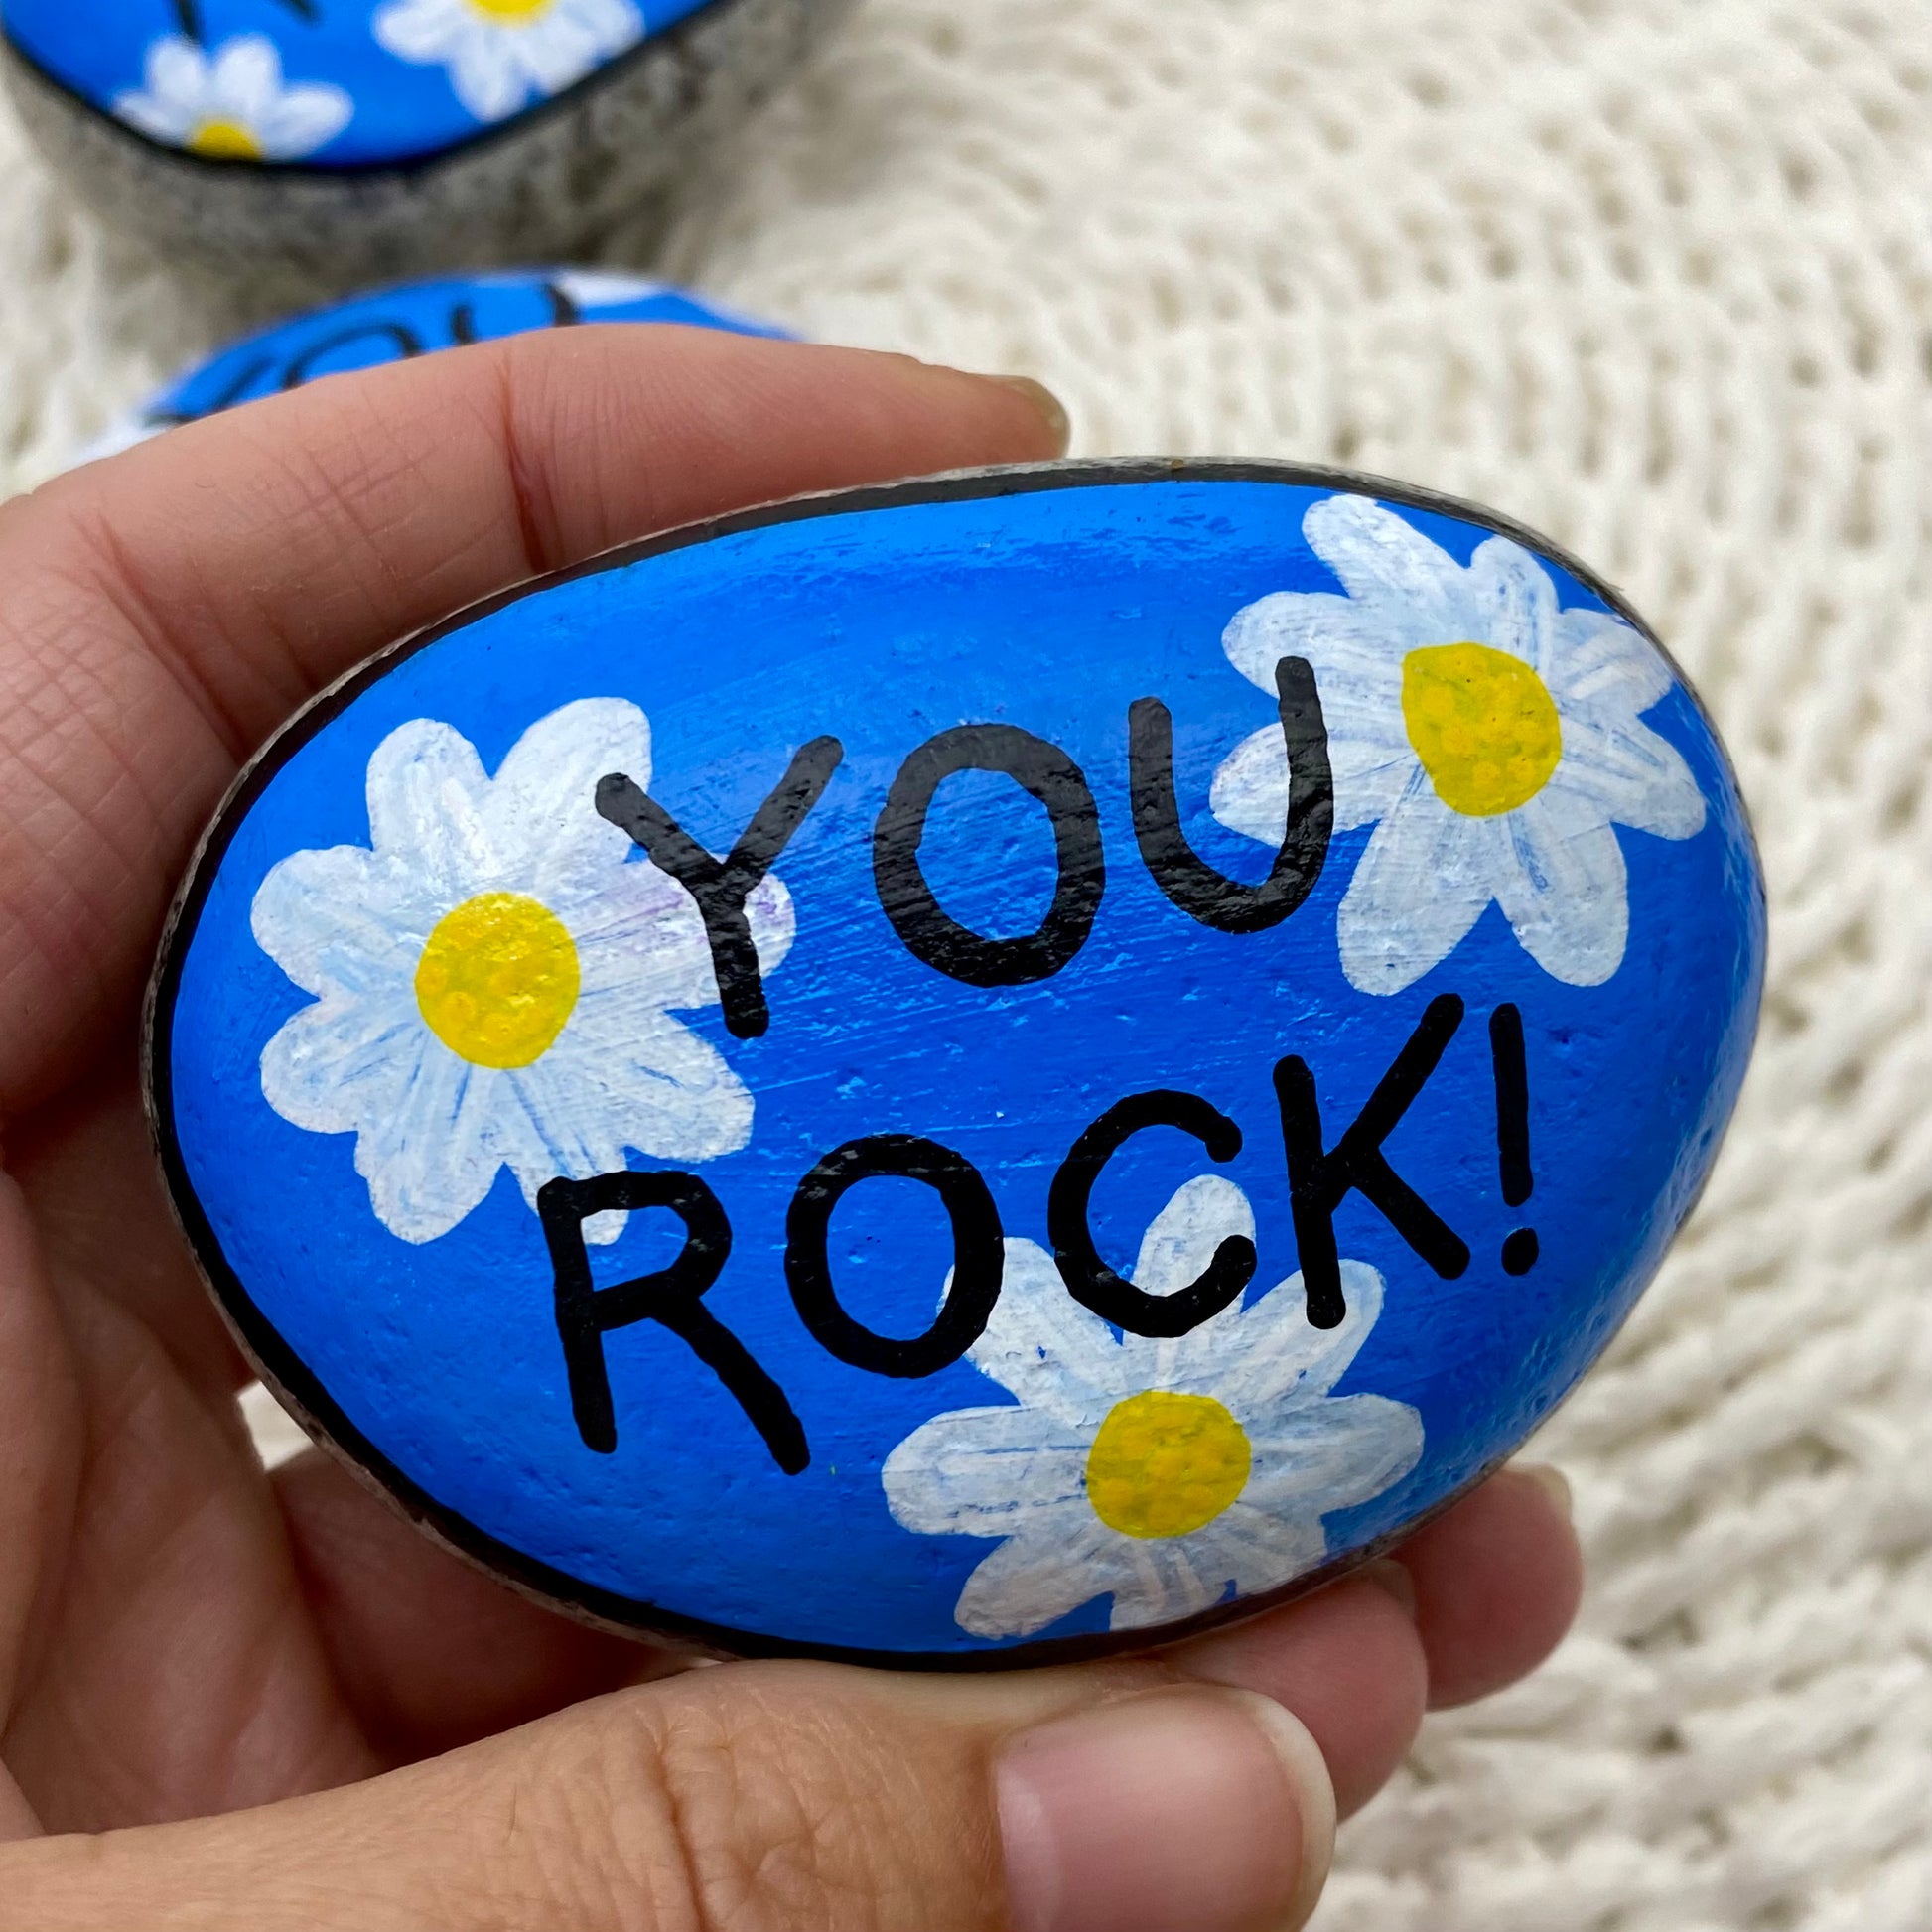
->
[82,268,787,461]
[150,461,1764,1665]
[0,0,850,281]
[10,0,766,163]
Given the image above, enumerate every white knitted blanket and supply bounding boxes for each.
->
[3,3,1929,1926]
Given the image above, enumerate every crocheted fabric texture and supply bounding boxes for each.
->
[3,2,1928,1926]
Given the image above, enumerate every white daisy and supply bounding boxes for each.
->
[372,0,644,125]
[1210,493,1707,994]
[883,1177,1424,1640]
[542,269,666,308]
[251,699,790,1245]
[113,35,351,161]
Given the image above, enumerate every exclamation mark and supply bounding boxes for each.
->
[1490,1004,1539,1276]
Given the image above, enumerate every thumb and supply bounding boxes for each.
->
[1,1656,1334,1932]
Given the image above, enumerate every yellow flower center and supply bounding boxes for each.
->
[465,0,555,24]
[414,892,580,1069]
[187,118,264,160]
[1085,1390,1252,1540]
[1401,641,1563,817]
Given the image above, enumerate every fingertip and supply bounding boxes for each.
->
[996,1686,1330,1932]
[775,346,1074,470]
[1393,1464,1584,1710]
[1518,1460,1572,1518]
[480,327,1072,563]
[971,374,1073,455]
[1175,1568,1428,1819]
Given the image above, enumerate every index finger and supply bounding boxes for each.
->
[0,330,1067,1117]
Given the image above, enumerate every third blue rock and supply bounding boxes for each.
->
[1,0,851,283]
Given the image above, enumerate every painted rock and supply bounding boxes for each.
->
[1,0,850,283]
[149,461,1764,1665]
[79,267,787,463]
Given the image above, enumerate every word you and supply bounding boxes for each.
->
[595,655,1335,1039]
[153,278,588,427]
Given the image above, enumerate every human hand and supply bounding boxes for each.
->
[0,327,1582,1931]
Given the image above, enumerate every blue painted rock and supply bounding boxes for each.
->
[1,0,849,282]
[79,268,787,463]
[149,461,1764,1665]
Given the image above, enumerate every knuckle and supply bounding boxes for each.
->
[510,1672,996,1932]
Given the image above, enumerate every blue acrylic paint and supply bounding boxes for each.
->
[149,462,1764,1664]
[83,269,786,462]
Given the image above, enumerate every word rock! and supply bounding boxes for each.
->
[0,0,849,281]
[78,268,785,465]
[151,461,1765,1665]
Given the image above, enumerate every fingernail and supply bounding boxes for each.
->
[1361,1557,1418,1617]
[980,374,1072,454]
[996,1687,1335,1932]
[1517,1461,1573,1519]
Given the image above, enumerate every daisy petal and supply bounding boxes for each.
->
[1183,1258,1390,1414]
[954,1518,1124,1639]
[530,0,641,78]
[556,843,790,1014]
[1244,1392,1426,1515]
[355,1041,502,1243]
[484,697,648,887]
[1133,1174,1254,1298]
[1464,534,1561,671]
[211,35,280,122]
[743,874,795,980]
[882,1404,1090,1536]
[147,35,208,108]
[966,1239,1132,1427]
[498,1010,755,1202]
[1186,1504,1328,1596]
[1304,494,1470,635]
[516,17,606,92]
[1336,777,1504,994]
[1557,715,1707,840]
[251,844,423,998]
[1495,792,1629,985]
[578,0,645,47]
[1108,1539,1225,1631]
[1553,608,1673,713]
[548,270,663,308]
[1211,712,1411,842]
[259,991,422,1136]
[113,91,183,142]
[1222,588,1416,695]
[566,861,720,1009]
[364,718,491,896]
[1208,723,1290,843]
[260,85,352,158]
[450,38,529,120]
[372,0,462,61]
[1137,1175,1255,1385]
